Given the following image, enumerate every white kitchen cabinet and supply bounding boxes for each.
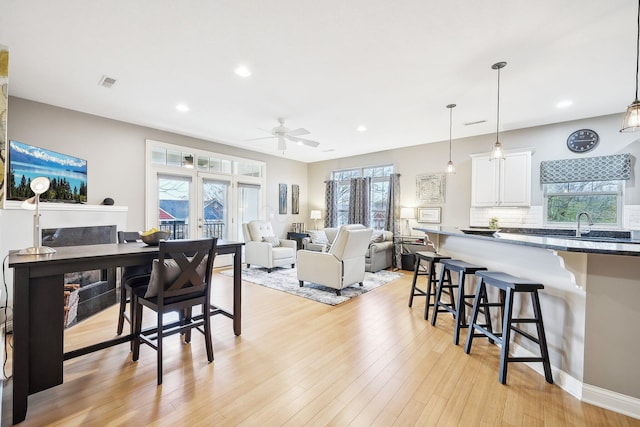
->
[471,150,532,207]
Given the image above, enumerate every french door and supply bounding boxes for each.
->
[147,140,266,263]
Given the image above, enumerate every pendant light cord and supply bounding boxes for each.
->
[449,107,453,161]
[635,0,639,101]
[496,66,501,141]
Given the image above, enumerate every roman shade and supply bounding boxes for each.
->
[540,153,632,184]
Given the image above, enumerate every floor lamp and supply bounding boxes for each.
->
[18,177,57,255]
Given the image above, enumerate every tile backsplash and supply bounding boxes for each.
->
[470,205,640,230]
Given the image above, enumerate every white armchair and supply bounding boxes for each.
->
[297,225,373,295]
[242,221,297,273]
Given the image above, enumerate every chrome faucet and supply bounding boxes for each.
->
[576,211,593,237]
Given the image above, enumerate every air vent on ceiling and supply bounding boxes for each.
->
[464,120,486,126]
[98,75,117,88]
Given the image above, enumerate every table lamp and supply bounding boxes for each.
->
[310,210,322,230]
[400,207,415,236]
[18,177,57,255]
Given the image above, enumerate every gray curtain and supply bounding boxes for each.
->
[386,173,401,268]
[324,180,338,228]
[348,177,371,226]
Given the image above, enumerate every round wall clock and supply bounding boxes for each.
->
[567,129,599,153]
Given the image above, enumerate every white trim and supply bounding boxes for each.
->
[510,342,583,399]
[3,200,127,212]
[511,342,640,419]
[583,384,640,420]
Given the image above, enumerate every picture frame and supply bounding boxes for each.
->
[279,183,287,214]
[291,184,299,215]
[417,207,441,223]
[416,173,445,204]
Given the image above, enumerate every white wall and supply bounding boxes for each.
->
[1,97,309,313]
[5,97,309,238]
[308,112,640,230]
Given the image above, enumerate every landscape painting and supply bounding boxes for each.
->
[8,140,88,203]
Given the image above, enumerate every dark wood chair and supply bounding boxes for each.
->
[130,238,217,385]
[116,231,152,335]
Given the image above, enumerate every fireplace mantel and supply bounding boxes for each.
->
[3,200,128,212]
[0,203,129,308]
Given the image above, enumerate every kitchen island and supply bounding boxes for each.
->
[415,226,640,419]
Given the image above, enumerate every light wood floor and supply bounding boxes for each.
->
[3,269,640,426]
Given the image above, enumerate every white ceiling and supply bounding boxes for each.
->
[0,0,636,163]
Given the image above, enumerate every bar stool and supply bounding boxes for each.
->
[431,259,487,345]
[408,251,451,320]
[464,271,553,385]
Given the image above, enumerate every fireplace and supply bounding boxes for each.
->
[43,225,118,327]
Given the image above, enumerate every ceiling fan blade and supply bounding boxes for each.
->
[286,128,310,137]
[277,136,287,151]
[245,136,276,141]
[287,135,320,148]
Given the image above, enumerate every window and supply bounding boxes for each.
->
[332,165,393,229]
[146,140,265,242]
[544,180,624,227]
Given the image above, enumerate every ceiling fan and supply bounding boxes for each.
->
[249,118,320,151]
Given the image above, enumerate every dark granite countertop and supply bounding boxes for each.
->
[414,226,640,257]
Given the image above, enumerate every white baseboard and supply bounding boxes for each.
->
[582,384,640,420]
[511,343,582,399]
[511,343,640,419]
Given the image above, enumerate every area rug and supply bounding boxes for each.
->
[219,267,402,305]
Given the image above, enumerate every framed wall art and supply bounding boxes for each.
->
[416,173,445,204]
[417,207,441,223]
[279,183,287,214]
[8,140,88,203]
[291,184,299,214]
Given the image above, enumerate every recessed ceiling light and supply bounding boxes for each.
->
[175,104,190,112]
[356,125,367,132]
[556,100,573,109]
[234,65,251,78]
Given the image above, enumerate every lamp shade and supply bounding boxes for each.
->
[400,207,415,219]
[310,210,322,220]
[621,100,640,132]
[31,176,50,195]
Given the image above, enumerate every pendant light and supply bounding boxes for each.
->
[621,0,640,132]
[446,103,456,174]
[490,61,507,160]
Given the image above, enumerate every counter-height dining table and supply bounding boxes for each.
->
[7,239,244,425]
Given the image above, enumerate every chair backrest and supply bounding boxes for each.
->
[118,231,140,243]
[118,231,150,279]
[245,220,275,242]
[150,238,217,302]
[329,226,372,261]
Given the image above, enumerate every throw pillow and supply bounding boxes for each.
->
[371,231,385,243]
[145,255,208,298]
[308,230,329,245]
[262,235,281,247]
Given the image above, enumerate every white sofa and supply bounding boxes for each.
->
[297,225,373,295]
[242,220,297,272]
[302,226,394,272]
